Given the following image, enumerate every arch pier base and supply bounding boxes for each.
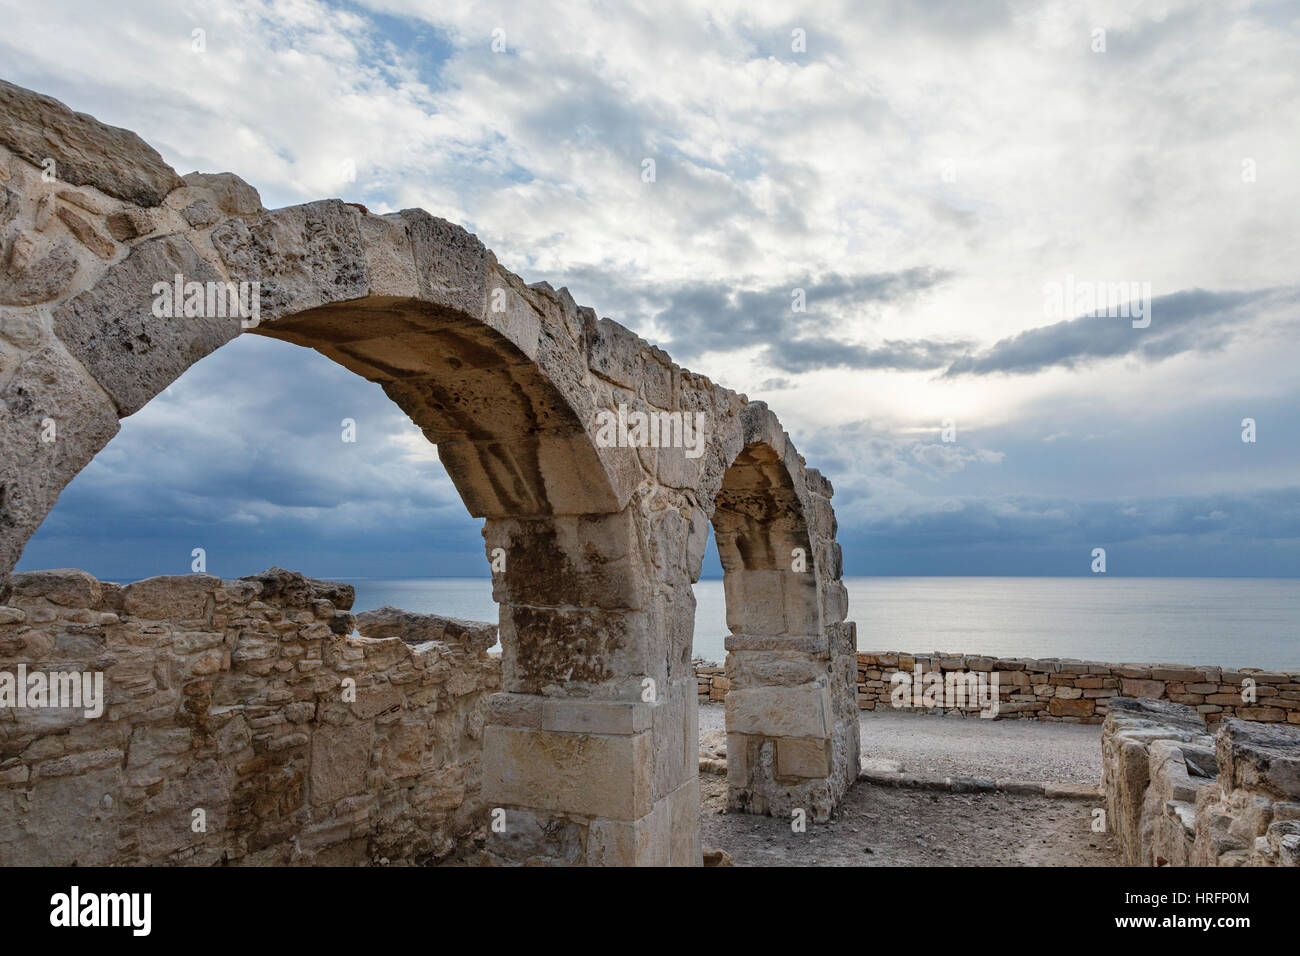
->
[481,691,700,866]
[725,624,858,823]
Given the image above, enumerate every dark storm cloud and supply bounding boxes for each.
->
[763,336,972,374]
[554,265,956,366]
[835,486,1300,577]
[553,269,1297,378]
[943,288,1297,377]
[16,334,484,581]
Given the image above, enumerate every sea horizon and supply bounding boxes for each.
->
[316,574,1300,673]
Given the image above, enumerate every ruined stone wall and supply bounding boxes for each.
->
[1101,698,1300,867]
[0,568,499,865]
[694,653,1300,726]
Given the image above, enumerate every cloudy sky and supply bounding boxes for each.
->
[5,0,1300,580]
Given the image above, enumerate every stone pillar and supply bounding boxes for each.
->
[476,508,700,866]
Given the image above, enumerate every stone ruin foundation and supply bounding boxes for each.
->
[1102,697,1300,867]
[0,80,860,865]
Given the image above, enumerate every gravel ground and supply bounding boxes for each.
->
[698,703,1116,866]
[699,775,1120,866]
[698,702,1103,784]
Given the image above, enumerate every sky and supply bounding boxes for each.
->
[4,0,1300,580]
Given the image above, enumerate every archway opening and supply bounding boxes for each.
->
[706,414,859,824]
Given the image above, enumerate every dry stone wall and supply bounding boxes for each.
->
[856,652,1299,725]
[0,80,860,864]
[1102,698,1300,867]
[0,567,498,865]
[694,653,1300,727]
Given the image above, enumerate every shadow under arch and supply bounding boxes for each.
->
[254,293,619,519]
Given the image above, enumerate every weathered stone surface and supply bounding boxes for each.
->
[725,684,832,739]
[1215,717,1300,800]
[396,209,491,320]
[180,172,263,217]
[482,725,654,820]
[210,201,368,322]
[119,573,220,619]
[7,567,103,607]
[180,198,221,228]
[0,567,499,866]
[0,79,182,206]
[0,240,78,306]
[0,345,120,574]
[52,234,238,415]
[54,206,115,259]
[355,605,496,654]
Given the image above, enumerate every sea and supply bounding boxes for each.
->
[343,576,1300,672]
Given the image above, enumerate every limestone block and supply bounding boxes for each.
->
[6,567,103,607]
[483,724,654,821]
[727,649,826,689]
[211,201,369,322]
[119,574,221,620]
[0,79,182,206]
[484,269,542,362]
[180,171,262,217]
[776,737,831,778]
[587,801,669,867]
[0,344,120,575]
[498,604,650,695]
[396,208,490,321]
[1216,717,1300,800]
[482,806,584,866]
[0,240,79,306]
[1121,677,1167,698]
[486,691,543,728]
[52,234,238,416]
[725,683,832,739]
[354,605,496,653]
[541,697,651,735]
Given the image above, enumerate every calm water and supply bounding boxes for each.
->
[343,576,1300,671]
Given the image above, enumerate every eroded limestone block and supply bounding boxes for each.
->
[180,172,263,218]
[0,240,79,306]
[211,201,369,322]
[119,574,221,621]
[1215,717,1300,800]
[0,80,182,206]
[6,567,104,608]
[396,208,490,320]
[355,605,496,654]
[0,344,120,574]
[725,683,832,739]
[482,724,654,820]
[52,234,237,416]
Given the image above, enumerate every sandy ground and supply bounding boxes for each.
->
[698,704,1121,866]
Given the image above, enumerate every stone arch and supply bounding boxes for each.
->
[702,403,860,822]
[0,79,858,864]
